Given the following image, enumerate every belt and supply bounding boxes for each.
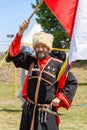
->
[27,97,50,107]
[27,97,58,116]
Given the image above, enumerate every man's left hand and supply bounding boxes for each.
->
[51,97,60,107]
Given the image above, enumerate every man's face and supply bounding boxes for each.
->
[35,43,49,59]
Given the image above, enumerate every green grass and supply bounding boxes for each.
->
[59,85,87,130]
[0,82,22,130]
[0,82,87,130]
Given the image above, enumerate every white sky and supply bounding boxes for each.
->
[0,0,36,52]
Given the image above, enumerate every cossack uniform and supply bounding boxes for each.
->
[6,33,78,130]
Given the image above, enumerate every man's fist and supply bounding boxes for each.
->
[18,20,30,36]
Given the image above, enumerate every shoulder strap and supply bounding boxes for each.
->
[27,62,34,76]
[22,62,34,99]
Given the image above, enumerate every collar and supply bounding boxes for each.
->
[38,56,51,70]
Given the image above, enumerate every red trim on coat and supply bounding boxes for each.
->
[56,115,60,126]
[56,92,71,109]
[22,75,29,99]
[8,33,22,56]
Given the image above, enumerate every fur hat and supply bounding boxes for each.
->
[33,32,54,52]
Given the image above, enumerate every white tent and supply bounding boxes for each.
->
[21,21,43,47]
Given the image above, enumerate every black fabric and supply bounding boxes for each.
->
[62,71,78,101]
[6,51,37,70]
[6,51,77,130]
[19,102,59,130]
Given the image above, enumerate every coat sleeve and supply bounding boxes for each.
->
[6,33,36,70]
[8,33,22,57]
[56,72,78,109]
[6,51,35,70]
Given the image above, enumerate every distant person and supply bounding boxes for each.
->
[50,50,66,62]
[6,20,78,130]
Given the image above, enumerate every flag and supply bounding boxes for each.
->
[44,0,78,90]
[69,0,87,63]
[56,57,72,90]
[44,0,78,37]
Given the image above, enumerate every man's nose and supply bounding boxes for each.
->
[39,47,43,51]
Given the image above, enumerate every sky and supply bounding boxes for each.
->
[0,0,36,52]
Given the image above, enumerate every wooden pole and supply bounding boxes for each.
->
[28,0,43,21]
[0,52,8,68]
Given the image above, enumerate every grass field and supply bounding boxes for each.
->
[0,61,87,130]
[59,84,87,130]
[0,82,87,130]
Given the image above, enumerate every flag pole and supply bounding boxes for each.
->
[28,0,43,21]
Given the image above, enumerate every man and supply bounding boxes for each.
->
[6,20,78,130]
[50,50,66,62]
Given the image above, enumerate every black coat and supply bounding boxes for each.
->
[6,50,78,130]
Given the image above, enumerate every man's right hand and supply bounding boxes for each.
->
[18,20,30,36]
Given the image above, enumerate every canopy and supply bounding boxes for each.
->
[21,21,43,47]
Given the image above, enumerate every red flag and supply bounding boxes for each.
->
[44,0,78,90]
[44,0,78,37]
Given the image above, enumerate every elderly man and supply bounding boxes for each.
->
[6,20,78,130]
